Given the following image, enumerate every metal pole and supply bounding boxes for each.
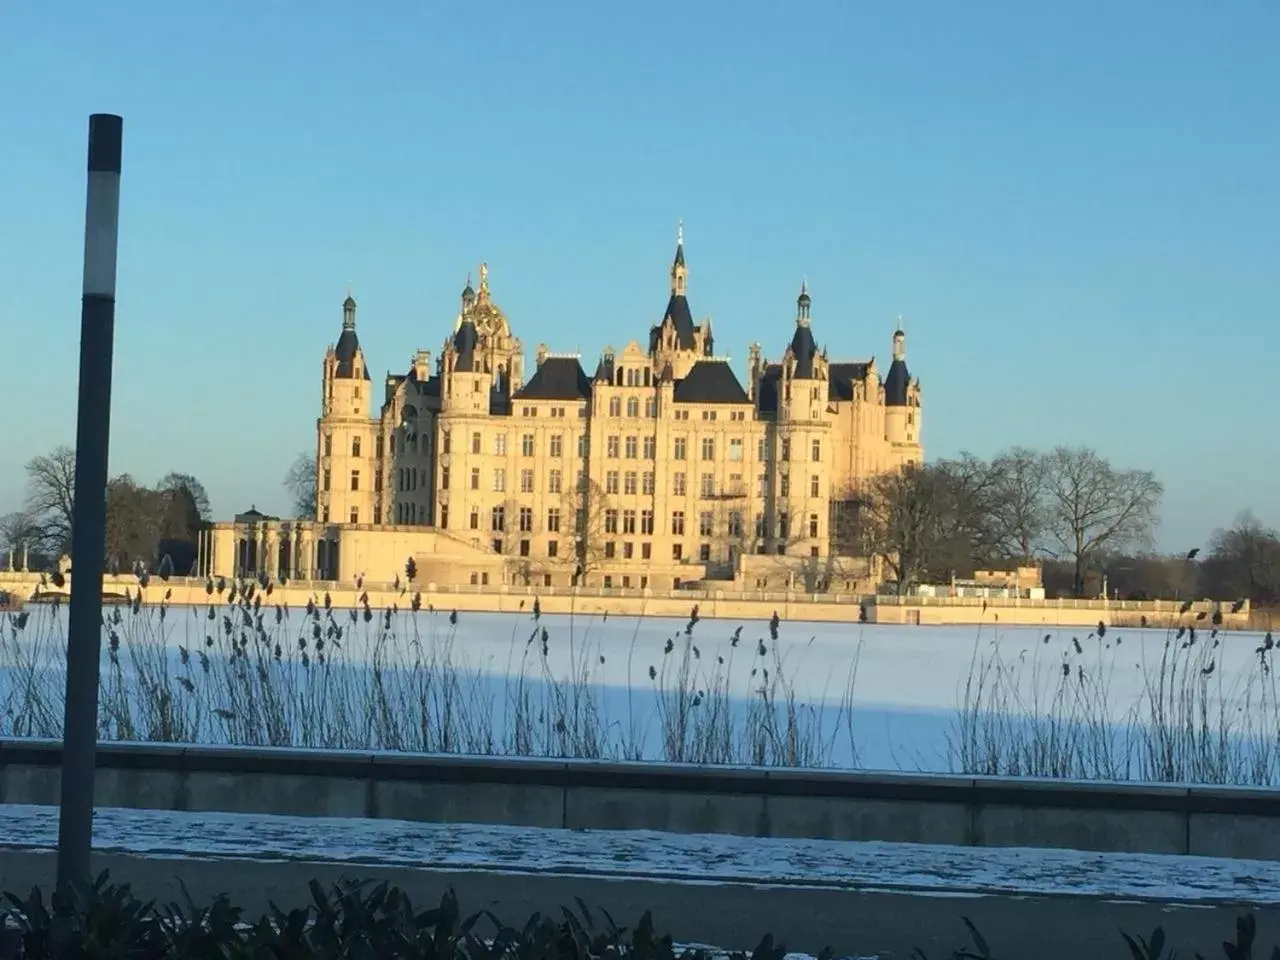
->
[56,113,123,892]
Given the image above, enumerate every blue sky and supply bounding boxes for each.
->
[1,1,1276,551]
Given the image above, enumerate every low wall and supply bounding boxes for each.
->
[2,739,1278,862]
[0,572,1247,629]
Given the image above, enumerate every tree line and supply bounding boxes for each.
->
[843,445,1279,602]
[0,446,210,575]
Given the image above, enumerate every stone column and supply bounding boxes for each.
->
[21,543,29,573]
[266,527,280,581]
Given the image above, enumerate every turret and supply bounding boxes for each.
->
[884,323,914,446]
[324,291,370,418]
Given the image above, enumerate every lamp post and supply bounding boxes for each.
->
[56,113,123,891]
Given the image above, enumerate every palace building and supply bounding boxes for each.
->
[202,233,921,593]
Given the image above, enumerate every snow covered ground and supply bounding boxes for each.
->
[1,802,1279,905]
[4,604,1278,781]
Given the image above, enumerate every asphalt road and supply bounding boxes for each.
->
[0,849,1275,959]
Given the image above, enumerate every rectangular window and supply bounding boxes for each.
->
[439,504,447,527]
[624,471,637,495]
[609,397,621,416]
[470,467,480,490]
[644,398,656,417]
[781,473,790,497]
[321,507,329,522]
[607,436,620,458]
[491,506,506,532]
[672,543,683,560]
[323,469,331,492]
[673,437,687,460]
[641,509,654,534]
[324,434,333,457]
[623,542,634,560]
[642,471,655,495]
[699,511,714,537]
[781,438,791,461]
[605,509,619,534]
[494,434,507,456]
[549,469,563,494]
[700,473,714,497]
[442,431,450,454]
[606,471,620,494]
[779,512,790,539]
[624,436,638,458]
[758,474,767,498]
[352,436,362,457]
[550,434,563,457]
[811,474,820,497]
[521,469,535,493]
[729,511,742,538]
[472,432,482,454]
[642,542,652,560]
[642,436,655,458]
[701,437,715,460]
[604,542,616,559]
[520,539,531,557]
[728,438,743,461]
[699,543,711,562]
[809,513,820,538]
[375,472,383,493]
[548,540,559,557]
[673,472,686,496]
[547,508,561,532]
[441,466,450,491]
[623,509,636,534]
[376,434,384,458]
[812,439,821,462]
[520,506,534,532]
[758,438,767,461]
[671,511,685,535]
[493,468,506,492]
[350,507,359,524]
[522,433,535,456]
[577,434,588,457]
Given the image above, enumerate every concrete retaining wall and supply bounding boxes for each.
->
[3,739,1278,860]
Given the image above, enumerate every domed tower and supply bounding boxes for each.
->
[440,264,524,413]
[778,280,829,422]
[318,291,377,525]
[323,293,371,416]
[884,322,921,457]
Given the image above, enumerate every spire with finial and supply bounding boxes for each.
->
[478,261,490,302]
[342,286,357,331]
[796,278,811,325]
[670,220,687,295]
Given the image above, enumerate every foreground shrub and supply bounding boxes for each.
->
[0,872,1274,960]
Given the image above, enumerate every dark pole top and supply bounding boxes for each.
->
[87,114,123,174]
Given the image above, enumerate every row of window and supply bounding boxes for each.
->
[439,431,824,463]
[451,503,821,541]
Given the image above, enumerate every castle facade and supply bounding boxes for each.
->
[309,233,922,592]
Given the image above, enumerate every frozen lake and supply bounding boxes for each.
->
[2,599,1277,784]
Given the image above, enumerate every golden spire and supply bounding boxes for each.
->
[478,262,490,302]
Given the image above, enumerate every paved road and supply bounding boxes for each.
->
[2,848,1276,960]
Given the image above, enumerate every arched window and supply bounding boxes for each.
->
[626,397,639,417]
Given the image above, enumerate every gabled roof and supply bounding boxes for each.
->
[673,360,750,405]
[333,329,370,380]
[514,356,592,401]
[828,362,870,402]
[884,358,910,406]
[655,293,697,350]
[453,321,479,372]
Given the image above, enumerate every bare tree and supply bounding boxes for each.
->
[22,446,76,556]
[0,510,47,569]
[988,446,1047,563]
[158,472,211,521]
[562,477,612,585]
[856,463,957,591]
[105,474,167,572]
[1041,446,1162,597]
[1200,510,1280,604]
[284,452,317,520]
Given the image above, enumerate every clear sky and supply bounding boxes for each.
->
[1,1,1277,552]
